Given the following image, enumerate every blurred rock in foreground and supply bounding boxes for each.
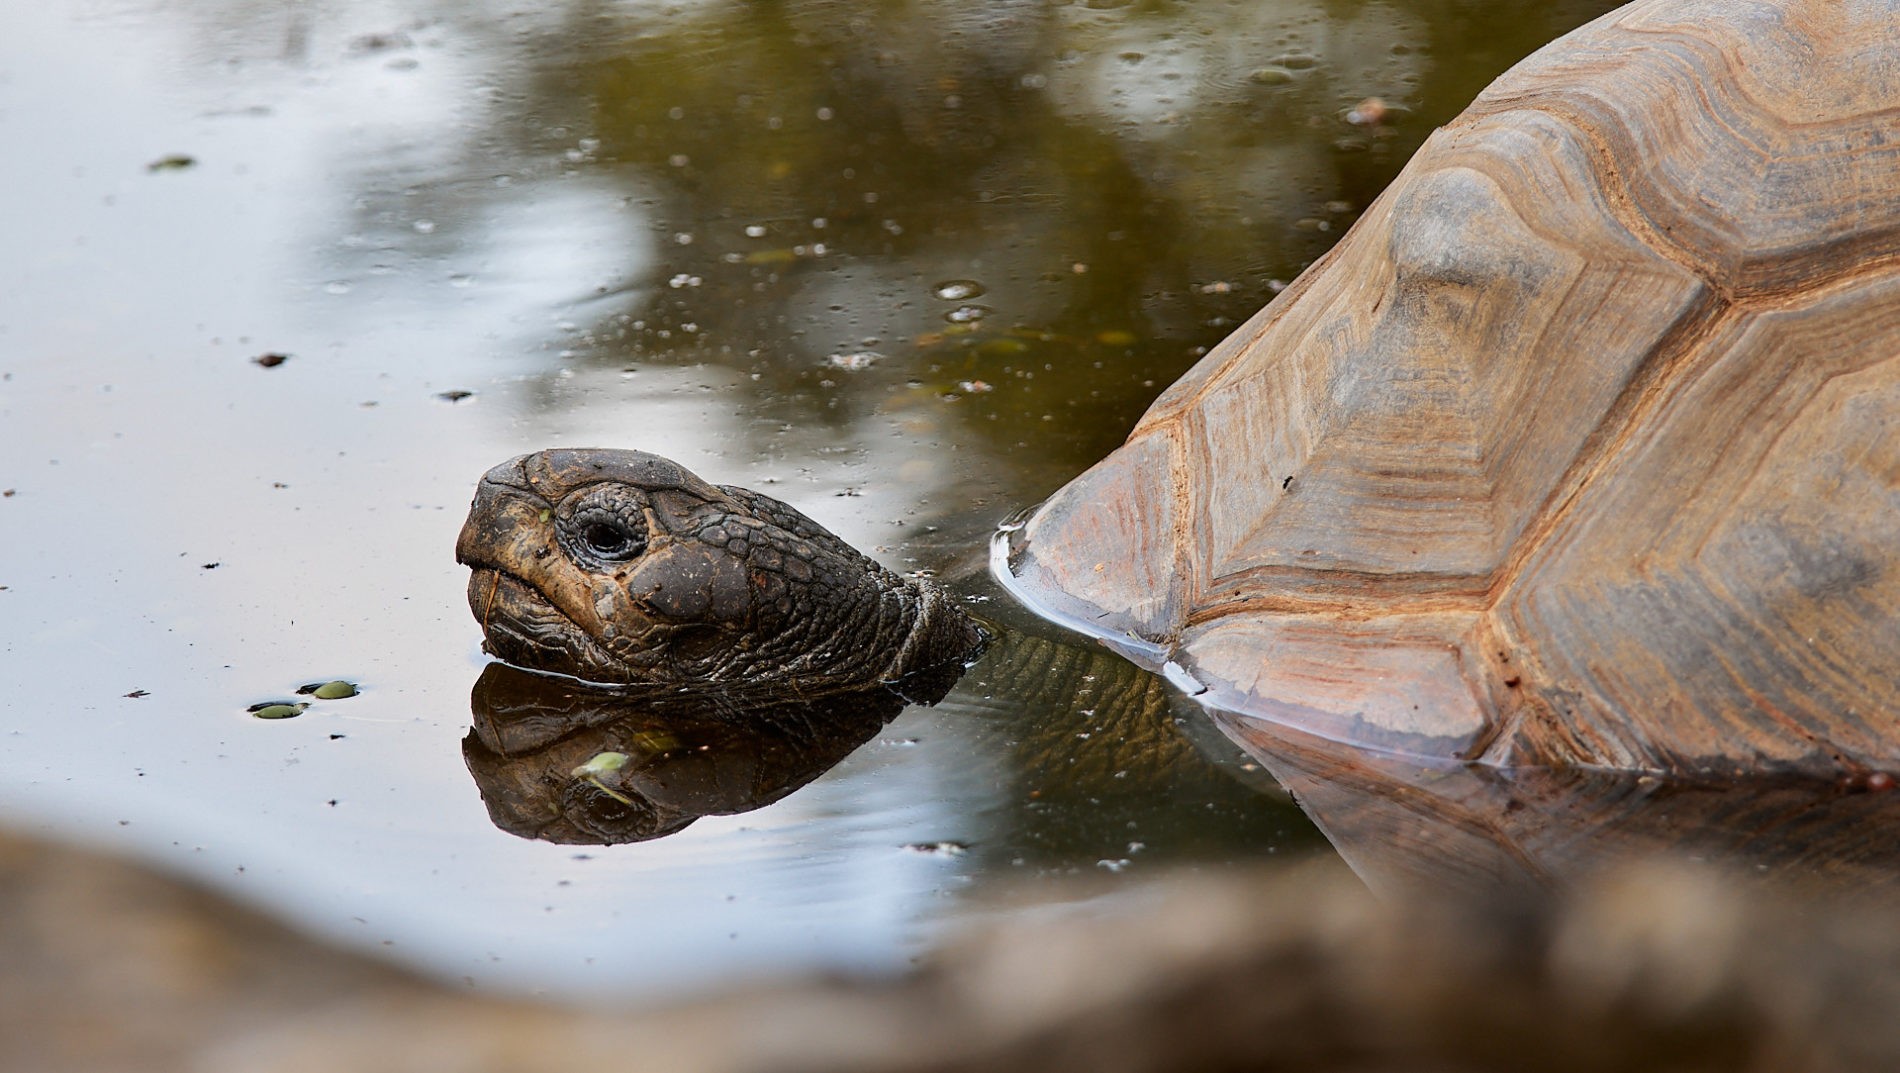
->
[5,825,1900,1073]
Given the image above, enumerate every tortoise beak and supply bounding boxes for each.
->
[456,456,550,571]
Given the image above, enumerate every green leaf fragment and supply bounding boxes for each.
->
[572,751,630,778]
[571,753,637,804]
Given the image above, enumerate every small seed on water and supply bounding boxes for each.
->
[251,703,309,720]
[312,680,358,700]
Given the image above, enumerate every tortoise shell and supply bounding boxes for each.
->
[1004,0,1900,776]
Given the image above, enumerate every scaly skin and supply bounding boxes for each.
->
[456,449,985,693]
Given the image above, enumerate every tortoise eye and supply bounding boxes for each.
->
[581,521,642,560]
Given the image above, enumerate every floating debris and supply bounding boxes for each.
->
[124,690,149,699]
[903,841,970,857]
[825,351,881,371]
[1096,329,1138,347]
[252,352,290,368]
[943,304,993,325]
[436,389,475,403]
[249,702,310,720]
[349,31,414,53]
[572,751,630,779]
[931,279,986,301]
[624,729,681,754]
[296,680,359,700]
[1347,97,1390,126]
[146,154,196,172]
[571,751,637,804]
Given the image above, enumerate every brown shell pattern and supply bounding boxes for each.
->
[1006,0,1900,776]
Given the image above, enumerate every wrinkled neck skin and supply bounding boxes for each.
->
[456,449,985,697]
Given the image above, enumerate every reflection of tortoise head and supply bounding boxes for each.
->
[462,662,902,845]
[456,448,983,691]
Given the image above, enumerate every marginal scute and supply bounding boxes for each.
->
[1179,612,1490,760]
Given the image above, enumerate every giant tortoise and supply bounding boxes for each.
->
[1004,0,1900,777]
[461,0,1899,779]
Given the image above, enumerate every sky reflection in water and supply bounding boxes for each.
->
[0,0,1623,998]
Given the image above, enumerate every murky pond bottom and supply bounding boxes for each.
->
[0,0,1642,999]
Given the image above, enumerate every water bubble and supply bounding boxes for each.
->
[931,279,986,301]
[743,224,767,238]
[323,281,353,295]
[943,303,993,324]
[412,219,436,234]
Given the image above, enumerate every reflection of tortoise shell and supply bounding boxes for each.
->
[1006,0,1900,776]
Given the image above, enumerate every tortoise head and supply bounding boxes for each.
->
[456,448,983,692]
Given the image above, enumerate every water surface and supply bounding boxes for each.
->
[1,0,1626,998]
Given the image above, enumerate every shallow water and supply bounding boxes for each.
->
[1,0,1627,999]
